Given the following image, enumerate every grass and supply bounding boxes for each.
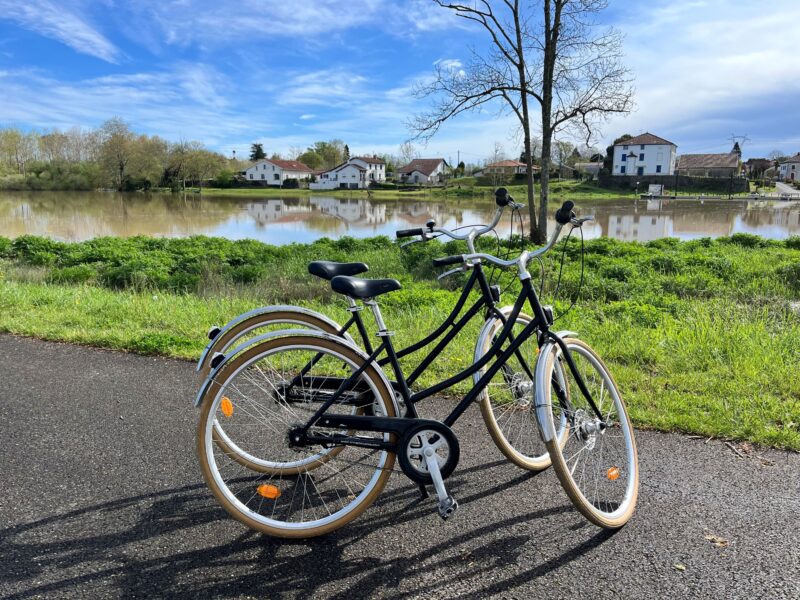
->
[1,233,799,450]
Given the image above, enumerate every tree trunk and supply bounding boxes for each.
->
[512,0,538,241]
[538,123,551,244]
[537,0,559,244]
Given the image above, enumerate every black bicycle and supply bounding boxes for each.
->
[195,198,639,538]
[197,191,563,473]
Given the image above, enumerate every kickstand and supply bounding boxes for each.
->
[417,484,429,499]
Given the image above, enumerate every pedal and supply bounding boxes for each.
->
[423,442,457,521]
[438,496,458,520]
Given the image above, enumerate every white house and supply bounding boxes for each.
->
[243,158,312,186]
[779,153,800,181]
[349,156,386,184]
[309,156,386,190]
[612,133,677,176]
[397,158,449,184]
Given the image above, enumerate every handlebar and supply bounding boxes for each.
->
[432,200,593,277]
[396,228,424,239]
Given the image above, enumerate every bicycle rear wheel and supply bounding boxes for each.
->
[197,334,396,538]
[476,311,567,471]
[538,339,639,528]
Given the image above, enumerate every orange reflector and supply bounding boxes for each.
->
[607,466,620,481]
[257,484,281,499]
[220,396,233,418]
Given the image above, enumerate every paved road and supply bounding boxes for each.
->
[1,334,798,599]
[775,181,800,197]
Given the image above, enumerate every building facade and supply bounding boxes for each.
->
[675,153,739,178]
[309,156,386,190]
[779,154,800,181]
[397,158,448,184]
[243,159,312,186]
[612,133,677,176]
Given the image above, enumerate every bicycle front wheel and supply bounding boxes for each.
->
[538,338,639,528]
[197,334,397,538]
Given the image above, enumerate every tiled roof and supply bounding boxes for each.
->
[780,153,800,164]
[676,153,738,170]
[267,159,312,172]
[485,160,526,168]
[397,158,446,176]
[614,132,676,147]
[351,156,385,164]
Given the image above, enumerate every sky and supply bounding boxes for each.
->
[0,0,798,162]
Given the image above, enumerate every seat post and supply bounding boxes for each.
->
[364,299,392,336]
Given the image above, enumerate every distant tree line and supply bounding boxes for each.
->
[0,118,241,192]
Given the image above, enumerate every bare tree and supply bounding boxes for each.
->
[413,0,633,242]
[399,141,419,166]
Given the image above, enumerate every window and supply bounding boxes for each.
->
[621,154,627,162]
[274,174,279,180]
[249,173,253,179]
[640,144,645,150]
[620,165,626,174]
[639,153,645,161]
[656,165,662,173]
[637,166,644,176]
[623,145,628,150]
[261,174,265,180]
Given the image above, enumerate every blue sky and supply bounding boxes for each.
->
[0,0,798,162]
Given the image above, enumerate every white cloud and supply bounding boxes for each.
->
[0,67,252,146]
[0,0,120,63]
[602,0,800,154]
[299,114,315,120]
[276,70,369,107]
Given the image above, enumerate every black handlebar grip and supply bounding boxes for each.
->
[554,201,575,225]
[432,255,464,268]
[396,228,424,239]
[495,187,512,207]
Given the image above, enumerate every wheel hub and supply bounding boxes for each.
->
[510,373,533,407]
[572,409,602,450]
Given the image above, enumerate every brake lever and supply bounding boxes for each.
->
[571,216,594,226]
[400,233,433,249]
[436,265,466,281]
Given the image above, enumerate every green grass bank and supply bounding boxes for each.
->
[1,232,798,450]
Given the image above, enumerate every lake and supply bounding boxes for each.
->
[1,190,799,244]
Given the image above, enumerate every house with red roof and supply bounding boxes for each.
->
[612,133,677,177]
[397,158,449,184]
[243,158,312,186]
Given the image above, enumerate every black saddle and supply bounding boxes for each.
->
[308,261,369,281]
[330,276,402,299]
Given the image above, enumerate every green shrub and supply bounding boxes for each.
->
[0,237,11,257]
[726,233,769,248]
[46,264,96,284]
[786,236,800,250]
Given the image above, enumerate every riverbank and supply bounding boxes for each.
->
[192,180,635,201]
[184,179,758,202]
[1,233,798,450]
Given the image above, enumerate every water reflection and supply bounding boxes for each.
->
[0,191,798,244]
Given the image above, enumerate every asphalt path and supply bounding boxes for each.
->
[1,334,798,599]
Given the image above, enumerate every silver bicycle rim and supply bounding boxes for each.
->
[203,342,391,532]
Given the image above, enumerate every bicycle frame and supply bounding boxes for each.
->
[304,263,506,414]
[292,269,603,451]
